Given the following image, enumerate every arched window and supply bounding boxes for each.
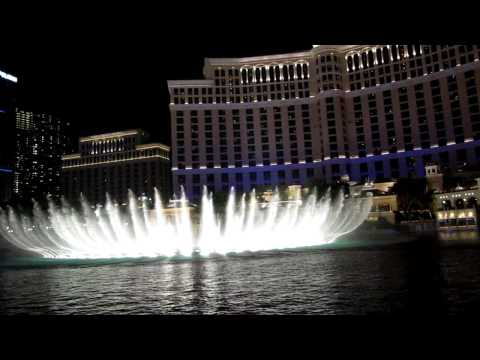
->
[261,67,267,82]
[283,65,288,81]
[376,49,382,64]
[353,54,360,70]
[383,47,390,64]
[269,67,275,82]
[368,51,374,67]
[255,68,261,83]
[347,56,353,72]
[468,197,478,209]
[289,64,295,80]
[444,200,452,210]
[391,45,398,61]
[407,45,414,57]
[297,64,303,79]
[275,66,281,81]
[456,198,465,209]
[361,52,368,68]
[399,45,405,60]
[247,68,253,83]
[414,45,421,56]
[303,64,308,78]
[241,69,247,84]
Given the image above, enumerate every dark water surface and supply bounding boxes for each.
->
[1,233,480,315]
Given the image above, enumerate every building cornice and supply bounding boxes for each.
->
[312,45,365,53]
[62,154,81,160]
[205,51,312,68]
[167,80,214,88]
[62,154,169,169]
[79,129,143,143]
[203,45,373,69]
[62,143,170,162]
[136,143,170,151]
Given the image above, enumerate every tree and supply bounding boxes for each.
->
[391,178,434,213]
[304,177,349,198]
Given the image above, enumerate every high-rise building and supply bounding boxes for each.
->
[14,109,69,200]
[61,129,171,205]
[0,68,18,196]
[168,45,480,200]
[0,168,13,204]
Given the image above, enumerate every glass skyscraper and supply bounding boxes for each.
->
[14,109,70,200]
[0,68,18,202]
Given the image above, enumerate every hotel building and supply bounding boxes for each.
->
[61,129,171,205]
[168,45,480,199]
[0,168,13,203]
[0,68,18,190]
[14,109,69,200]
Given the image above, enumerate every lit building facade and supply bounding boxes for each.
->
[0,168,13,203]
[0,68,18,189]
[61,130,171,205]
[168,45,480,200]
[14,109,69,200]
[434,187,479,230]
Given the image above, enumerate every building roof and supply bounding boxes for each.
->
[136,143,170,151]
[203,45,373,68]
[167,80,214,87]
[79,129,143,143]
[204,50,312,67]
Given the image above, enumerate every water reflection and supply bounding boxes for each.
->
[209,259,233,314]
[189,261,208,314]
[438,230,480,243]
[1,241,480,314]
[403,236,448,315]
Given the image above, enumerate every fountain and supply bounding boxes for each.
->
[0,187,372,260]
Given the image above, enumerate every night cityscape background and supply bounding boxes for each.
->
[1,42,313,145]
[2,9,480,317]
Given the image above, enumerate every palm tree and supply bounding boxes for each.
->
[391,178,434,215]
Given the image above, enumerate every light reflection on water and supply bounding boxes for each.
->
[1,233,480,315]
[438,230,480,242]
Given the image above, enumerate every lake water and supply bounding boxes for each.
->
[1,232,480,315]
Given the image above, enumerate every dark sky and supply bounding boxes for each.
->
[1,38,312,148]
[0,6,476,150]
[0,7,318,148]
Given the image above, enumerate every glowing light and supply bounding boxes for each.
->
[0,187,372,260]
[0,70,17,83]
[62,155,169,169]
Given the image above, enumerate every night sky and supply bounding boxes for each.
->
[0,7,475,150]
[0,12,315,149]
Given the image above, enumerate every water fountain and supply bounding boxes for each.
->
[0,187,372,260]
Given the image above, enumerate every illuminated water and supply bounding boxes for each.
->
[0,187,372,260]
[1,233,480,315]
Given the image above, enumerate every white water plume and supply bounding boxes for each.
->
[0,187,372,259]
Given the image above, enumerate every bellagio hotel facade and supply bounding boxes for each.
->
[168,45,480,199]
